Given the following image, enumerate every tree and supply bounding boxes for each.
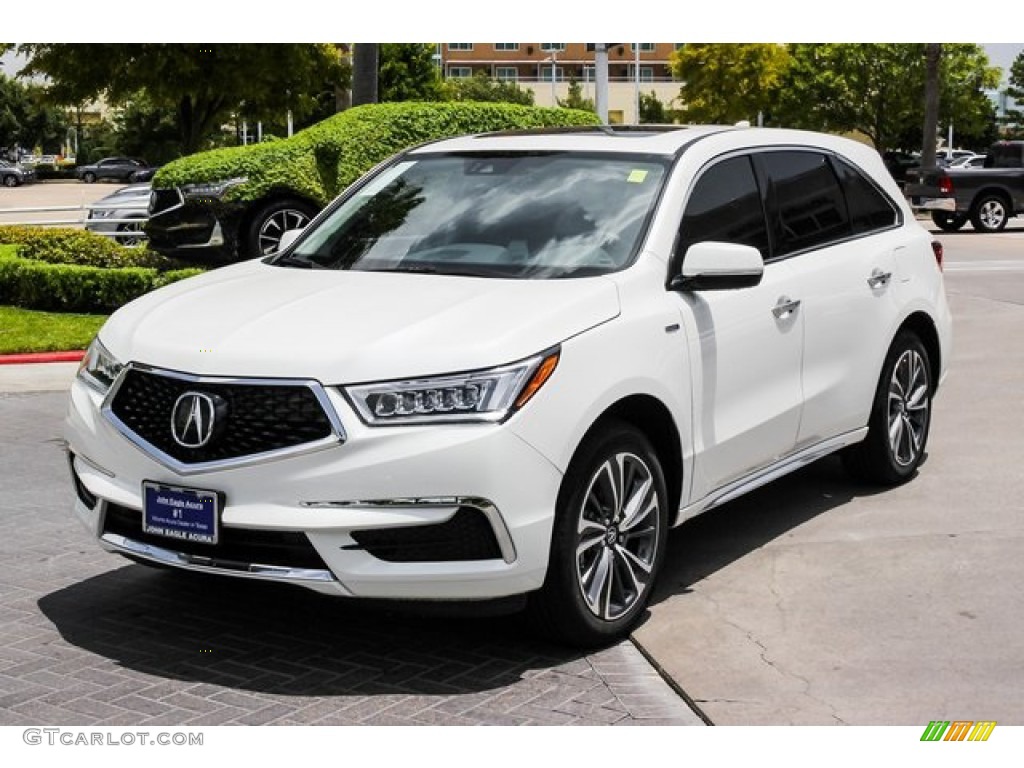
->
[352,43,379,106]
[639,91,668,124]
[17,44,347,155]
[379,44,443,102]
[0,74,67,155]
[921,44,942,167]
[772,44,999,154]
[442,72,534,105]
[1001,50,1024,134]
[671,44,790,124]
[557,78,594,112]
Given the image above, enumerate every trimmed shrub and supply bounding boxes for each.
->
[0,250,204,313]
[0,225,178,269]
[154,102,600,206]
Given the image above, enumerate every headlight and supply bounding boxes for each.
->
[345,348,560,426]
[89,208,116,219]
[77,338,124,394]
[180,177,247,200]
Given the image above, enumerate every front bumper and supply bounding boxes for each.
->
[65,375,563,601]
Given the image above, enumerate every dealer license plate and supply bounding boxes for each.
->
[142,482,220,545]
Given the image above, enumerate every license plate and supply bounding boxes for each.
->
[142,482,220,545]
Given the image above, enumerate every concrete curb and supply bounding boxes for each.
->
[0,350,85,366]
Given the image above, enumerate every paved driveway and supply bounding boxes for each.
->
[636,224,1024,724]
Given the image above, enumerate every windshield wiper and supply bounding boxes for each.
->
[271,255,315,269]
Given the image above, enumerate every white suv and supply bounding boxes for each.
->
[66,126,952,646]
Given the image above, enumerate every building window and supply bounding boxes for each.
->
[494,44,519,51]
[540,43,566,52]
[447,66,473,79]
[637,66,654,82]
[495,67,519,81]
[583,65,595,82]
[448,44,473,52]
[540,64,564,82]
[631,43,656,52]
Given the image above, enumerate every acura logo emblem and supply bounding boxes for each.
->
[171,391,225,448]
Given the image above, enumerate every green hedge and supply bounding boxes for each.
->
[0,225,174,269]
[154,102,600,206]
[0,250,204,313]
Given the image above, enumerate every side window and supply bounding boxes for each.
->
[677,155,769,264]
[831,157,899,234]
[761,151,850,256]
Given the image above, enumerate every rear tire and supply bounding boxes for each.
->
[528,420,668,648]
[969,194,1009,232]
[843,332,932,485]
[82,172,96,184]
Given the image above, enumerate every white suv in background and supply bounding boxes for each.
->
[66,126,952,646]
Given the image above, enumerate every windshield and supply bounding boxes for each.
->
[271,152,669,279]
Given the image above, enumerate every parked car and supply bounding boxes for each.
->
[67,125,952,646]
[0,159,37,187]
[145,102,599,265]
[85,183,151,246]
[948,154,986,169]
[905,140,1024,231]
[935,148,977,167]
[76,157,152,184]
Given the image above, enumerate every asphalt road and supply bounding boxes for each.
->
[0,180,130,228]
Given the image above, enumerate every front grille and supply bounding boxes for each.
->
[350,507,503,562]
[149,187,182,216]
[103,503,329,570]
[109,368,335,465]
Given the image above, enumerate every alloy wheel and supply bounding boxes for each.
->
[258,209,312,255]
[887,349,930,467]
[978,199,1006,230]
[574,451,660,621]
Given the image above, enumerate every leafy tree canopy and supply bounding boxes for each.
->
[1003,50,1024,134]
[443,72,534,106]
[17,44,347,155]
[0,74,68,154]
[379,44,443,102]
[671,43,790,124]
[557,78,595,113]
[771,44,1000,153]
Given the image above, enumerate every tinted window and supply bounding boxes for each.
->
[761,151,849,256]
[677,155,769,262]
[831,157,898,234]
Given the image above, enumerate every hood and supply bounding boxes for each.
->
[101,260,620,384]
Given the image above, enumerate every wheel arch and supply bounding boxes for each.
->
[895,311,942,394]
[969,185,1014,213]
[238,189,322,241]
[573,394,685,520]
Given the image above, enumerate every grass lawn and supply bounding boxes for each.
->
[0,305,107,355]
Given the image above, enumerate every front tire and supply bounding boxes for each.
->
[843,332,932,485]
[82,172,96,184]
[529,421,668,647]
[244,198,318,258]
[2,174,19,188]
[970,194,1009,232]
[930,211,967,232]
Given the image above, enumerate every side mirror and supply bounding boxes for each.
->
[670,241,764,291]
[277,228,305,253]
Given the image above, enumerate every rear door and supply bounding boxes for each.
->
[755,150,904,449]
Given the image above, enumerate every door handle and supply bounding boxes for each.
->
[772,296,801,319]
[867,268,892,288]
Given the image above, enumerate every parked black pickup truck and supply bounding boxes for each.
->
[905,141,1024,232]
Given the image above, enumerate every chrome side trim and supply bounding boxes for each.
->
[300,496,518,564]
[101,363,347,476]
[101,532,338,584]
[674,428,868,526]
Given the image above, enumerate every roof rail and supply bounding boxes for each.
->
[481,124,692,138]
